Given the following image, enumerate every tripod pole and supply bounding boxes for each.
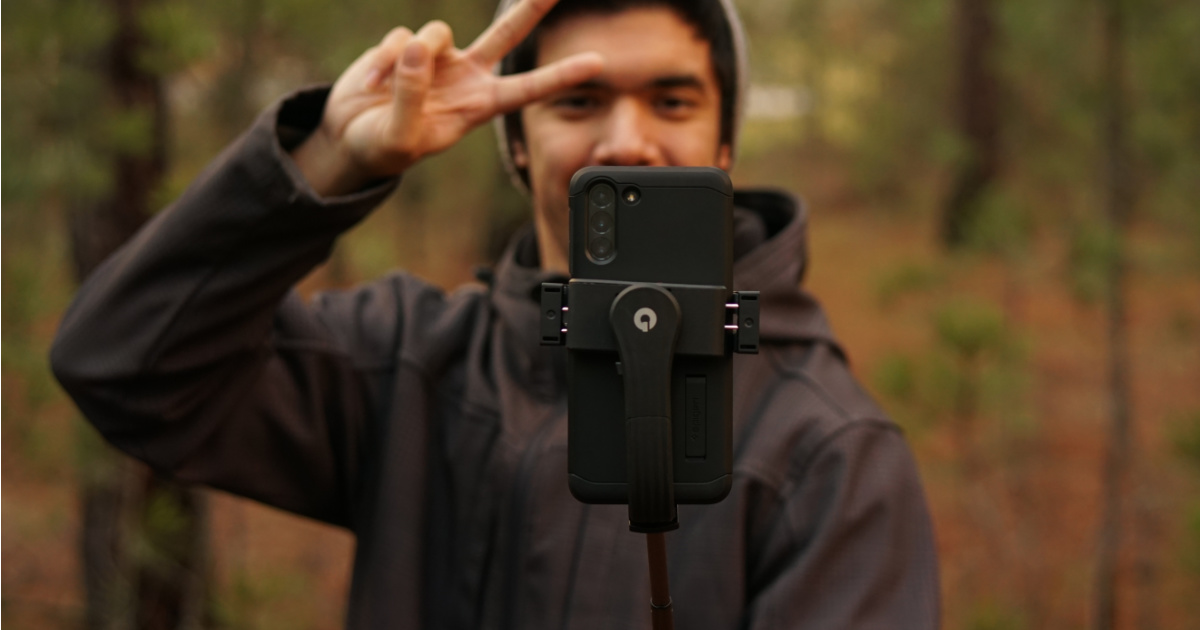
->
[647,532,675,630]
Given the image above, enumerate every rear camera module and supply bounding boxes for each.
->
[589,237,614,260]
[589,210,613,233]
[589,184,615,209]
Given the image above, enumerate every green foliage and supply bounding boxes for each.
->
[4,0,116,57]
[2,1,115,206]
[965,599,1028,630]
[136,486,196,568]
[960,189,1033,260]
[870,290,1029,443]
[1167,306,1198,342]
[929,126,970,171]
[874,352,917,403]
[1166,413,1200,582]
[872,351,943,437]
[934,298,1008,361]
[102,107,159,158]
[210,565,318,630]
[847,0,951,201]
[138,2,218,75]
[874,260,945,308]
[74,421,125,487]
[736,0,954,204]
[930,298,1031,434]
[1127,0,1200,259]
[1184,503,1200,576]
[924,351,968,419]
[1067,219,1118,304]
[1170,410,1200,477]
[1,209,76,478]
[738,0,1200,246]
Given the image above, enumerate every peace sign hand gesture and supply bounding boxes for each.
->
[292,0,603,197]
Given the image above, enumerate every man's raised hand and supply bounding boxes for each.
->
[292,0,603,197]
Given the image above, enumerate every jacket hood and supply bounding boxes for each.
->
[489,189,841,358]
[731,189,839,348]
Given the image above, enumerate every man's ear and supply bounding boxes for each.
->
[512,139,530,169]
[716,144,732,171]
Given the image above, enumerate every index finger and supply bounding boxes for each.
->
[465,0,558,63]
[491,52,603,114]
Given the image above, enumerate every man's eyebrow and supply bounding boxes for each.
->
[571,79,610,91]
[648,74,706,90]
[565,74,708,91]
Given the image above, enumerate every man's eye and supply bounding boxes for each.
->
[553,95,599,111]
[656,95,697,116]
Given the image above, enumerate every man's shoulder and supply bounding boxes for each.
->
[305,270,493,371]
[734,341,901,490]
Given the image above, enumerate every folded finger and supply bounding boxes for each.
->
[491,52,603,113]
[412,20,455,61]
[363,27,414,89]
[391,40,435,141]
[466,0,559,64]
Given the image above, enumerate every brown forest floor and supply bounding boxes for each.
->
[4,171,1199,629]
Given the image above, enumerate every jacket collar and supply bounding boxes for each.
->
[490,188,842,362]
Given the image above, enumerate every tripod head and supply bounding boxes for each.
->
[541,280,758,531]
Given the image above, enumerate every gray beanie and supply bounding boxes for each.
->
[491,0,750,194]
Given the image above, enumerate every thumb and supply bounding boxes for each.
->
[391,40,434,145]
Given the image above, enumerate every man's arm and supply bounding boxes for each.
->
[49,0,603,526]
[50,90,404,526]
[741,423,940,629]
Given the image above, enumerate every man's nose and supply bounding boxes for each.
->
[592,100,664,166]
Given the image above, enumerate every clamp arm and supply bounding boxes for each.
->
[609,284,682,533]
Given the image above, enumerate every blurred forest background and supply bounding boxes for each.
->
[3,0,1199,628]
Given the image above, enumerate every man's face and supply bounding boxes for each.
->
[514,7,731,273]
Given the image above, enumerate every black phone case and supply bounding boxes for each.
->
[566,166,734,504]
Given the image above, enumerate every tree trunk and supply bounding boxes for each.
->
[73,1,210,628]
[1132,492,1161,630]
[941,0,1002,247]
[1091,0,1135,628]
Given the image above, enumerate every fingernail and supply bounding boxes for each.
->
[403,43,427,69]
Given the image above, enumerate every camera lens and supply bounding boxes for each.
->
[589,210,613,233]
[589,184,615,209]
[589,237,613,259]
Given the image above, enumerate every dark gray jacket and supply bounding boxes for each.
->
[51,89,940,629]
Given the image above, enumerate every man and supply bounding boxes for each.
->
[51,0,940,627]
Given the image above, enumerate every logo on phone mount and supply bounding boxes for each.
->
[634,307,658,332]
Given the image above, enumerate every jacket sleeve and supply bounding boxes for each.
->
[744,422,941,629]
[50,88,403,529]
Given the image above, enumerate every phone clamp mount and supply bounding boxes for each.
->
[541,279,757,630]
[539,279,760,532]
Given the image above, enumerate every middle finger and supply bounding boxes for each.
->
[465,0,559,63]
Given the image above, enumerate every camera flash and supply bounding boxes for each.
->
[623,188,640,204]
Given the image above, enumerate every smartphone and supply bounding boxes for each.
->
[564,166,734,505]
